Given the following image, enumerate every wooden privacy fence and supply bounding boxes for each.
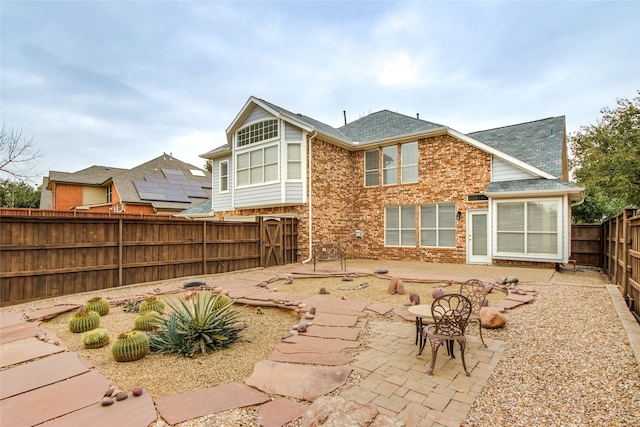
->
[570,224,603,267]
[0,211,298,307]
[602,208,640,322]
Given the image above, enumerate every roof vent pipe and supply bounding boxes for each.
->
[343,110,347,125]
[416,113,419,119]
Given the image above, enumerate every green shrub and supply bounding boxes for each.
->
[85,297,110,316]
[69,310,100,333]
[149,292,245,357]
[112,331,150,362]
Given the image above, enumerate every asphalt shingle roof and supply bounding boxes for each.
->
[338,110,443,143]
[486,178,581,194]
[468,116,565,178]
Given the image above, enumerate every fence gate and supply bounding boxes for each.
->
[261,217,283,267]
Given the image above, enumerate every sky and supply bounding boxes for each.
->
[1,0,639,185]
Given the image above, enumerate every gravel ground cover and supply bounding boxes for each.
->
[2,266,638,426]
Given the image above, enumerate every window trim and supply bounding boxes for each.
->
[401,141,418,184]
[235,144,279,188]
[493,197,562,259]
[219,160,229,193]
[382,145,398,186]
[419,203,456,248]
[384,205,416,247]
[236,119,279,148]
[364,148,379,187]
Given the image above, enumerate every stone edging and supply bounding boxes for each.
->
[607,285,640,374]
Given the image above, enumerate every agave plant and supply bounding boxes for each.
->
[149,292,246,357]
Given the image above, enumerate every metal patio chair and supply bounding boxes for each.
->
[459,279,488,347]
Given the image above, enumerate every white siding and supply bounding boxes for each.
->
[285,182,304,203]
[212,157,233,211]
[285,123,303,141]
[235,183,282,208]
[492,156,537,181]
[244,106,274,125]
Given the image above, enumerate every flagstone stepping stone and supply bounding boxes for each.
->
[277,335,360,353]
[1,370,110,427]
[0,352,90,399]
[303,325,362,340]
[1,338,64,368]
[312,312,360,327]
[0,312,24,328]
[366,302,394,315]
[0,321,42,345]
[505,292,536,303]
[494,299,525,310]
[393,308,416,322]
[245,360,352,401]
[258,398,310,427]
[41,389,156,427]
[155,382,270,425]
[267,349,352,365]
[24,304,83,321]
[302,296,368,313]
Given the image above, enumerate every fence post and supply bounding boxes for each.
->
[621,209,630,298]
[118,218,123,287]
[203,220,207,275]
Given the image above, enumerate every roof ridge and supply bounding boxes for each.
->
[469,116,564,134]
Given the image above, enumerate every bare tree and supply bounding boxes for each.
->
[0,125,46,181]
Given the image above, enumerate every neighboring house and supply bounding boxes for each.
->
[42,153,211,215]
[194,96,584,266]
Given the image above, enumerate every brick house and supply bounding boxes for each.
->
[42,153,211,215]
[193,97,583,266]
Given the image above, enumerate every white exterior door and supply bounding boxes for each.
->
[467,210,490,264]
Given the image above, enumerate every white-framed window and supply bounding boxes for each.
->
[237,119,278,147]
[236,145,278,187]
[382,146,398,185]
[401,142,418,183]
[385,205,416,246]
[495,198,560,257]
[219,160,229,192]
[106,185,112,203]
[420,203,456,247]
[364,149,379,187]
[287,143,301,180]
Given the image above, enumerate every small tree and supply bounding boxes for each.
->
[569,92,640,223]
[0,125,46,181]
[0,179,41,208]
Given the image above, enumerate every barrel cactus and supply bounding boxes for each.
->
[69,310,100,333]
[82,328,110,349]
[134,310,160,331]
[139,297,165,313]
[112,331,150,362]
[212,293,233,311]
[85,297,110,316]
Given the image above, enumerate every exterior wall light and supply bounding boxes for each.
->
[456,211,462,221]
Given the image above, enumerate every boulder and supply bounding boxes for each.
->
[395,280,406,295]
[409,292,420,305]
[432,287,447,299]
[480,307,506,329]
[387,278,398,295]
[300,396,404,427]
[183,279,206,288]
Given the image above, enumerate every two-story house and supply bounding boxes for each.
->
[194,97,583,266]
[42,153,212,215]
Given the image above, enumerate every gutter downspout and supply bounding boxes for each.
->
[301,130,317,264]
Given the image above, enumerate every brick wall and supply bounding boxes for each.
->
[216,134,494,264]
[52,183,84,210]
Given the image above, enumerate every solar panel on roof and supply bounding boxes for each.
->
[134,172,210,203]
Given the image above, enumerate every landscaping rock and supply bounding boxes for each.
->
[409,292,420,305]
[300,396,404,427]
[480,307,506,328]
[183,279,206,288]
[432,287,447,299]
[395,279,406,295]
[387,278,398,295]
